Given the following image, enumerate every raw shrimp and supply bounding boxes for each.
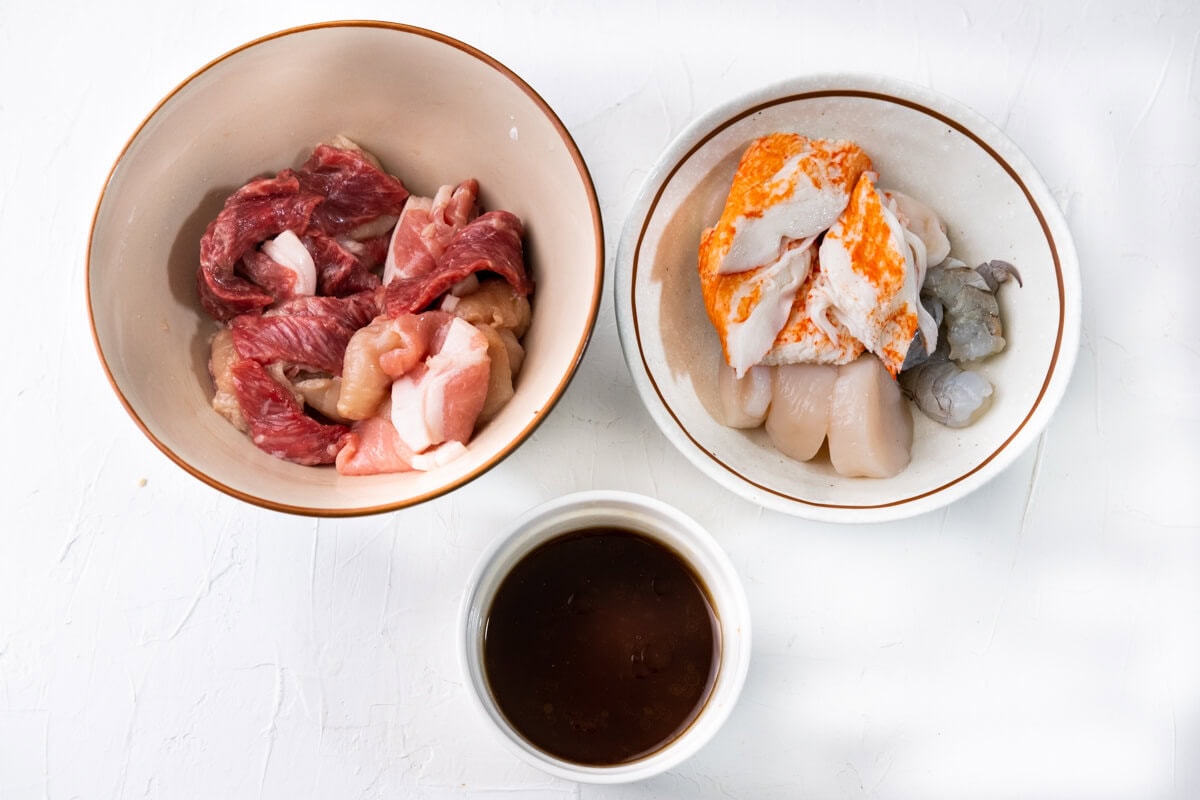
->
[899,336,994,428]
[920,259,1020,362]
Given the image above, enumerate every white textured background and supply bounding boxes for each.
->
[2,1,1198,798]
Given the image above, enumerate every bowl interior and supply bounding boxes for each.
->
[88,22,602,514]
[617,75,1079,522]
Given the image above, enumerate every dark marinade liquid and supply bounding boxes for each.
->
[483,527,719,766]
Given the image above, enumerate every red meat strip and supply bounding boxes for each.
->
[381,210,530,317]
[340,231,392,271]
[229,291,380,375]
[271,291,380,329]
[230,313,358,376]
[303,231,382,297]
[383,179,478,284]
[197,174,323,321]
[230,359,349,465]
[239,248,307,301]
[293,144,409,236]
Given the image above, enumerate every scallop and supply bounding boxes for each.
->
[827,355,913,478]
[764,363,837,462]
[718,360,773,428]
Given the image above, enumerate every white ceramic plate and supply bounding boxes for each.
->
[615,73,1081,523]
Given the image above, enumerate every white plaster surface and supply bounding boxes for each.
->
[2,1,1198,797]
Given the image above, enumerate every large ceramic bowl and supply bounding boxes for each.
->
[88,21,603,516]
[615,73,1080,523]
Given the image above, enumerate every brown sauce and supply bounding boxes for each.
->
[483,527,719,766]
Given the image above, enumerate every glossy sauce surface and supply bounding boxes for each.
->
[483,527,719,766]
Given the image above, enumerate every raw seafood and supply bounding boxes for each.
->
[198,140,532,472]
[921,259,1020,362]
[718,363,773,429]
[764,363,837,462]
[899,336,994,428]
[809,171,938,377]
[698,132,1020,478]
[698,134,873,376]
[826,355,913,478]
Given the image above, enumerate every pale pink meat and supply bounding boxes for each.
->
[383,179,479,285]
[390,317,490,453]
[337,311,453,420]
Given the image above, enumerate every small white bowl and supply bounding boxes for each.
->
[458,490,752,783]
[614,73,1081,523]
[87,22,603,516]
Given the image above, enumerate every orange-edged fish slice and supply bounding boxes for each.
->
[698,134,872,376]
[809,172,937,377]
[760,264,865,367]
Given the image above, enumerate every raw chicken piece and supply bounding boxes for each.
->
[442,277,532,338]
[475,324,524,423]
[765,363,838,462]
[707,133,873,275]
[383,179,479,285]
[826,355,913,478]
[717,360,773,429]
[811,172,937,377]
[208,328,247,433]
[337,311,453,420]
[287,376,347,423]
[390,317,491,453]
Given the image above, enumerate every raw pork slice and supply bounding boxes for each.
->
[335,410,468,476]
[198,174,323,320]
[381,211,530,317]
[230,359,349,465]
[390,317,491,453]
[383,179,479,284]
